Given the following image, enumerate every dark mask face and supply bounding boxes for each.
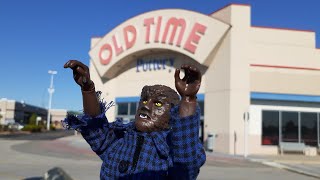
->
[135,88,171,132]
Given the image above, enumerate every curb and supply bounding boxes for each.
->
[249,158,320,179]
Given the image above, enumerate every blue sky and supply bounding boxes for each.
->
[0,0,319,111]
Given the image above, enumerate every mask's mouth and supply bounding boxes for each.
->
[139,112,150,120]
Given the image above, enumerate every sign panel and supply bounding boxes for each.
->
[136,57,174,73]
[89,9,230,78]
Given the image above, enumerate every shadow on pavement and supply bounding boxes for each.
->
[23,167,73,180]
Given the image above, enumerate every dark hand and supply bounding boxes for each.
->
[64,60,94,91]
[174,64,201,98]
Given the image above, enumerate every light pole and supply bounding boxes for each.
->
[47,70,57,130]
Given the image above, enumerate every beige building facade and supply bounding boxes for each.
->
[0,98,67,129]
[88,4,320,155]
[50,109,67,128]
[0,98,47,125]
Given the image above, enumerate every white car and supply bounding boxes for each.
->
[8,122,24,130]
[4,119,15,125]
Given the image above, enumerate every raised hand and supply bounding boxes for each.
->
[64,60,94,91]
[64,60,100,116]
[174,64,201,98]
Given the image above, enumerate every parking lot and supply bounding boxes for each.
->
[0,131,319,179]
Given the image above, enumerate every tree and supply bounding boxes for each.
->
[29,113,37,125]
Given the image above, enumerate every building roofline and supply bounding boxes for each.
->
[251,25,315,33]
[210,3,250,15]
[210,4,315,34]
[50,109,67,111]
[92,4,317,47]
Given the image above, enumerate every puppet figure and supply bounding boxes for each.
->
[63,60,206,180]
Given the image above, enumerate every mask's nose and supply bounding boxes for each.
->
[141,106,150,112]
[140,99,152,112]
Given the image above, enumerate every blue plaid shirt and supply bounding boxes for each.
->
[63,104,205,180]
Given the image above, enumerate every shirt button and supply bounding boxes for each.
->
[118,160,129,173]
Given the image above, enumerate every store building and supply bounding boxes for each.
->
[50,109,67,129]
[88,4,320,155]
[0,98,47,125]
[0,98,67,129]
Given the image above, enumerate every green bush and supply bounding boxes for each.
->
[21,125,43,132]
[50,125,56,131]
[28,113,37,125]
[0,125,9,131]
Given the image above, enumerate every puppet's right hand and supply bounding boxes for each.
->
[64,60,94,91]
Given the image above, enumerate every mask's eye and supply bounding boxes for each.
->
[142,100,147,104]
[155,102,162,107]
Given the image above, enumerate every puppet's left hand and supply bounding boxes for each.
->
[175,65,201,98]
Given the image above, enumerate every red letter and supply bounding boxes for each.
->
[183,22,207,54]
[155,16,162,43]
[112,35,123,56]
[144,17,154,43]
[123,25,137,49]
[162,17,186,47]
[99,44,113,65]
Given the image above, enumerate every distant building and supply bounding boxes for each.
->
[0,98,67,129]
[0,98,47,125]
[50,109,67,129]
[87,4,320,155]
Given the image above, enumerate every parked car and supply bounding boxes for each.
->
[8,122,25,130]
[3,119,15,125]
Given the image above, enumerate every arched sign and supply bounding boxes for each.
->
[89,9,230,79]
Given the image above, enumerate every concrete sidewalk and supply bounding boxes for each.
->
[58,135,320,179]
[249,154,320,179]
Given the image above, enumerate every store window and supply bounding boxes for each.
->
[129,102,137,115]
[199,101,204,116]
[198,101,204,142]
[116,102,138,123]
[117,103,129,115]
[281,111,299,142]
[262,111,279,145]
[319,114,320,146]
[301,112,317,146]
[262,109,320,147]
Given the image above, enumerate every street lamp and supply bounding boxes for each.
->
[47,70,57,130]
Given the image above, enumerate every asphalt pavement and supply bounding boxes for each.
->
[1,130,320,180]
[60,133,320,179]
[0,129,74,140]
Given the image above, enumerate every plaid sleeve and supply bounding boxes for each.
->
[169,105,206,179]
[62,102,115,156]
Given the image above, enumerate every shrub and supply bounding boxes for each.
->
[50,125,56,131]
[28,113,37,125]
[21,125,43,132]
[0,125,9,131]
